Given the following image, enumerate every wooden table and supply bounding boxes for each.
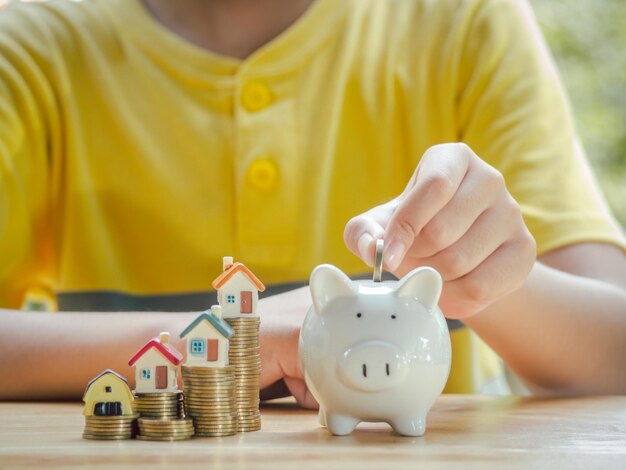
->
[1,395,625,469]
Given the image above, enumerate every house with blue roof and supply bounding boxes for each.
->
[179,305,234,367]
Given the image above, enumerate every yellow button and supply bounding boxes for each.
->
[247,158,279,192]
[241,81,273,112]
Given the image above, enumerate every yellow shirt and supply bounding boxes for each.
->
[1,0,624,393]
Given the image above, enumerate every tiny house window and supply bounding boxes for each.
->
[141,368,151,379]
[105,386,112,393]
[227,295,235,303]
[191,339,205,355]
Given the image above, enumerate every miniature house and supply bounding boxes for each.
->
[212,256,266,319]
[179,305,234,367]
[83,369,134,417]
[128,332,183,393]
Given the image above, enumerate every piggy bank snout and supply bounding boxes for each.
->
[339,341,408,392]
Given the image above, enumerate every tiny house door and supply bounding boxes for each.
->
[155,366,168,389]
[207,339,219,361]
[240,291,252,313]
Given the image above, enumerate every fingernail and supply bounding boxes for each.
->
[384,240,406,271]
[357,232,375,267]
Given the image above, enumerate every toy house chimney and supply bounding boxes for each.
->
[223,256,234,271]
[159,332,170,344]
[211,305,222,319]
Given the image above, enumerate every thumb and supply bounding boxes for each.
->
[343,206,389,267]
[284,377,319,409]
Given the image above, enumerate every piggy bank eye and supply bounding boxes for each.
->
[391,314,397,319]
[356,313,362,318]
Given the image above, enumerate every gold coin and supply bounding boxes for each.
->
[185,405,236,411]
[82,433,134,439]
[139,421,194,428]
[183,375,234,380]
[138,418,191,426]
[185,394,236,399]
[134,399,179,404]
[193,415,237,421]
[185,399,236,405]
[194,426,237,432]
[238,420,261,425]
[194,430,236,434]
[140,423,194,429]
[183,382,235,387]
[194,424,237,431]
[182,366,234,372]
[140,430,194,436]
[140,427,194,434]
[185,398,233,404]
[136,410,179,414]
[183,380,234,385]
[190,413,237,419]
[82,434,132,440]
[188,408,237,413]
[136,434,192,441]
[135,394,180,398]
[138,415,180,420]
[135,404,179,408]
[83,422,134,429]
[183,384,235,389]
[134,400,179,404]
[139,425,193,430]
[85,414,139,421]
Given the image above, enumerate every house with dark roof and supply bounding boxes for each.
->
[83,369,134,417]
[128,332,183,393]
[179,306,234,367]
[212,256,266,319]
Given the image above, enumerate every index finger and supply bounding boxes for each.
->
[383,143,471,270]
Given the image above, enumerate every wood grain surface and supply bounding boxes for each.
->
[1,395,625,469]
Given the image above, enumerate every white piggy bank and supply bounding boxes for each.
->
[299,264,451,436]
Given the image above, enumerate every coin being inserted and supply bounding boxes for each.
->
[373,238,384,282]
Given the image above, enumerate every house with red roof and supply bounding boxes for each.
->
[212,256,266,319]
[128,332,183,393]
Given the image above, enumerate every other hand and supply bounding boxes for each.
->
[344,143,536,318]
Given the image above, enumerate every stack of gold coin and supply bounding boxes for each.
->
[137,417,194,441]
[181,365,237,437]
[226,317,261,432]
[133,392,184,419]
[82,414,139,440]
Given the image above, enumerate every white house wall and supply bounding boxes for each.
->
[133,348,178,393]
[219,271,259,318]
[184,321,229,367]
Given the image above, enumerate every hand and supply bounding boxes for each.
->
[258,287,318,409]
[344,143,536,319]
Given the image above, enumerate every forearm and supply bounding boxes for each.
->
[0,310,198,400]
[465,262,626,395]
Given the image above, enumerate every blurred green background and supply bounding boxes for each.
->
[530,0,626,229]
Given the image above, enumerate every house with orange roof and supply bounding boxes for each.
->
[212,256,266,319]
[128,332,183,393]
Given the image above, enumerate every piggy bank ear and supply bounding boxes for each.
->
[309,264,356,315]
[394,266,442,312]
